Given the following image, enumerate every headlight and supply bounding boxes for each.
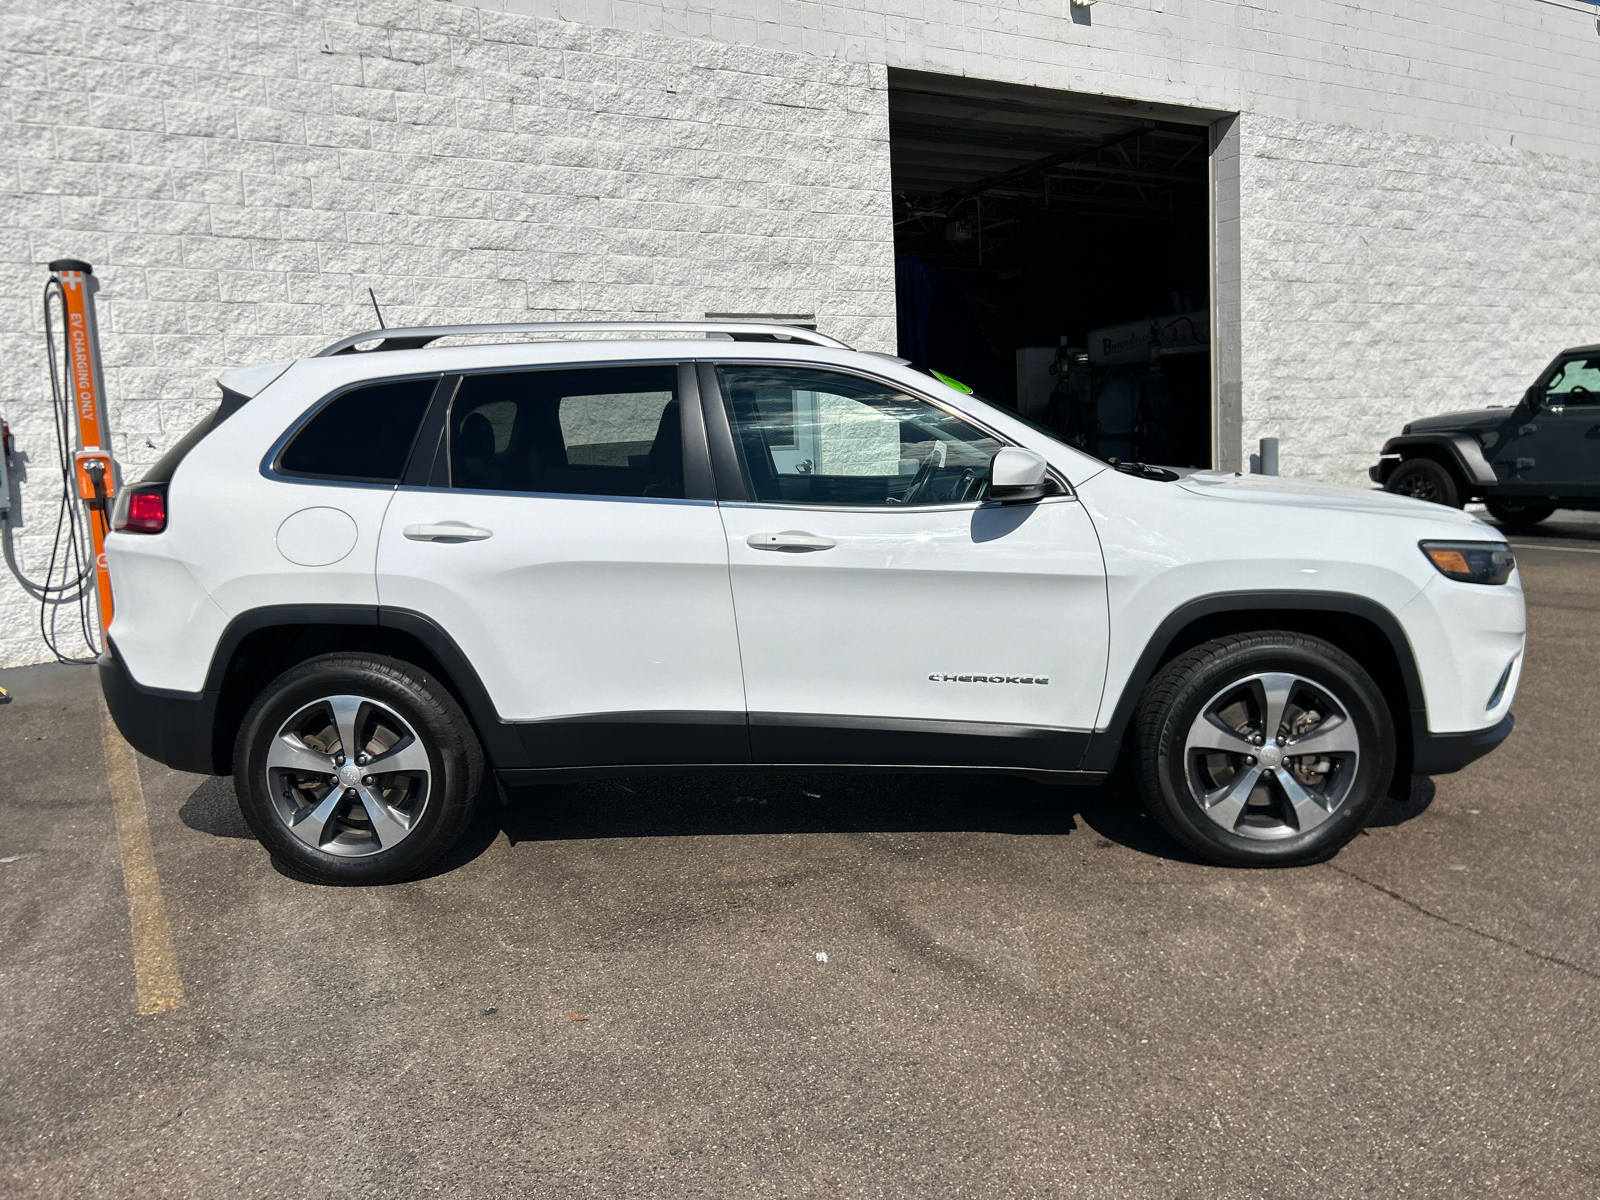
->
[1419,540,1515,585]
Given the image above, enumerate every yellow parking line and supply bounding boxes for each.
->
[99,697,186,1015]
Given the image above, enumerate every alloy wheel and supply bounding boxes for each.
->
[263,695,432,857]
[1182,672,1362,841]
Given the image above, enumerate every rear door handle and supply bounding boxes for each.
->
[403,522,493,542]
[746,530,836,552]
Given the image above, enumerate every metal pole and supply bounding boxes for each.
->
[1258,436,1279,476]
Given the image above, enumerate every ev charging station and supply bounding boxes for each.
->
[0,258,120,660]
[51,259,119,633]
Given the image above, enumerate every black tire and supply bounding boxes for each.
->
[1134,633,1395,867]
[1484,497,1556,528]
[1384,457,1461,507]
[234,654,484,885]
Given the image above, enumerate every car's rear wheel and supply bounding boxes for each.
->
[1384,457,1461,507]
[234,654,484,885]
[1134,633,1395,866]
[1484,497,1556,528]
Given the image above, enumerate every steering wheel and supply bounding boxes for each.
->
[898,455,940,506]
[951,467,983,502]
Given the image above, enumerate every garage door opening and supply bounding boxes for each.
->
[891,72,1217,469]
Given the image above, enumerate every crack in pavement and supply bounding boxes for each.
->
[1327,862,1600,982]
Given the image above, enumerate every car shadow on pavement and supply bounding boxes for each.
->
[177,767,1441,881]
[418,766,1205,877]
[178,775,255,839]
[1368,775,1436,827]
[427,764,1441,877]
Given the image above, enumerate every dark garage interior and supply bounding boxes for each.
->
[889,71,1215,468]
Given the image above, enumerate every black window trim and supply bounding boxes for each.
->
[694,357,1074,510]
[399,357,714,504]
[407,374,460,489]
[262,371,446,489]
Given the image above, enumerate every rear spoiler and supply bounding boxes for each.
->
[217,360,293,420]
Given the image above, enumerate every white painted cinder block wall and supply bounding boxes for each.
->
[0,0,896,667]
[1239,116,1600,486]
[5,0,1600,667]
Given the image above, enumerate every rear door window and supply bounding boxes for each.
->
[447,365,683,499]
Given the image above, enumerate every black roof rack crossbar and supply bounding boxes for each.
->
[314,320,852,357]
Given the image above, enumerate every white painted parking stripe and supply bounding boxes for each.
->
[99,696,186,1016]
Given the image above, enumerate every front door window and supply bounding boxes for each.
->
[1545,356,1600,406]
[716,364,1004,507]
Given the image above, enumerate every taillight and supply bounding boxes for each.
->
[112,483,167,534]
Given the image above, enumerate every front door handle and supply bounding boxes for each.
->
[403,522,493,543]
[746,530,837,552]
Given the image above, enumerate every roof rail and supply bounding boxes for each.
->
[314,320,853,358]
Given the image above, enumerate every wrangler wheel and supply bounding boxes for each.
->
[1484,497,1555,528]
[1384,458,1461,508]
[1135,633,1395,866]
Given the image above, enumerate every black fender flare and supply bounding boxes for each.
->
[200,604,527,772]
[1080,590,1426,774]
[1380,432,1497,488]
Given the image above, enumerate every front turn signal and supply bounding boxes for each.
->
[1420,540,1515,585]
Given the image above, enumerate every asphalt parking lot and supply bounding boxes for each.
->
[3,518,1598,1198]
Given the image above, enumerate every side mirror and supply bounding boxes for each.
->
[989,447,1049,503]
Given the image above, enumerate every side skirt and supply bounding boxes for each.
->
[514,710,749,768]
[505,710,1099,783]
[750,712,1091,771]
[498,763,1108,786]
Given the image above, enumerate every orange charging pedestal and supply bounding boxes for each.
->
[50,259,117,634]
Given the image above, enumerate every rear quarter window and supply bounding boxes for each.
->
[277,377,437,483]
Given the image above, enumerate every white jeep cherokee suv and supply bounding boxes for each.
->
[100,321,1524,884]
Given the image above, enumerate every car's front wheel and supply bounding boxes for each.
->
[1134,633,1395,866]
[234,654,484,885]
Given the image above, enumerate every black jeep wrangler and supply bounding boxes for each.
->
[1372,343,1600,528]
